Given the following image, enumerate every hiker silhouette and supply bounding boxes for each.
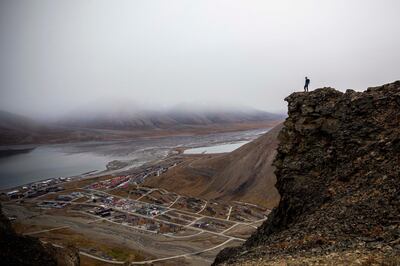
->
[304,77,310,92]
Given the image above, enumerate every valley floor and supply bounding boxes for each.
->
[2,161,270,265]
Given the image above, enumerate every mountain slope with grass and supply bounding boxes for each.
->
[145,123,282,209]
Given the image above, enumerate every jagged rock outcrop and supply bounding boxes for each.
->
[214,81,400,265]
[0,204,80,266]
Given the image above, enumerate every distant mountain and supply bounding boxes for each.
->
[0,110,43,132]
[0,110,46,144]
[0,107,284,145]
[0,110,104,145]
[58,107,284,130]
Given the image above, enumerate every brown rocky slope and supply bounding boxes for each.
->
[0,204,80,266]
[213,81,400,265]
[200,123,282,208]
[145,122,282,209]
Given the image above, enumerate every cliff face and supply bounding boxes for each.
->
[214,81,400,265]
[0,204,80,266]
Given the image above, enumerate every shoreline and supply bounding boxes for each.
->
[0,120,282,146]
[0,127,270,193]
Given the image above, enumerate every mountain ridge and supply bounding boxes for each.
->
[0,108,283,145]
[58,108,283,130]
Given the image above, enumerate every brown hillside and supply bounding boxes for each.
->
[0,204,79,266]
[144,123,282,209]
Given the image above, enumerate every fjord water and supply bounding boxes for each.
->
[184,141,250,154]
[0,146,111,189]
[0,128,270,190]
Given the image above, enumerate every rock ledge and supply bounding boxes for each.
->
[213,81,400,265]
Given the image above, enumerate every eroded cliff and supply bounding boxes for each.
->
[214,81,400,265]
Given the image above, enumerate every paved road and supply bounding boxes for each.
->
[226,206,233,220]
[196,200,208,214]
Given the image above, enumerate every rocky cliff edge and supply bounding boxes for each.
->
[214,81,400,265]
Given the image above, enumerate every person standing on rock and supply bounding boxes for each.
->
[304,77,310,92]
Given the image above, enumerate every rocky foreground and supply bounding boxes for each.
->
[214,81,400,265]
[0,204,80,266]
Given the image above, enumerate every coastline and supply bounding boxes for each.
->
[0,127,271,193]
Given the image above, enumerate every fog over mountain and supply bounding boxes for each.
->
[0,105,282,145]
[1,0,399,119]
[58,105,282,130]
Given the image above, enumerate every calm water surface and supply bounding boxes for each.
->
[0,146,112,189]
[184,141,250,154]
[0,128,270,189]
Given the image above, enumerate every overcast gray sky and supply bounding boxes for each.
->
[0,0,399,118]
